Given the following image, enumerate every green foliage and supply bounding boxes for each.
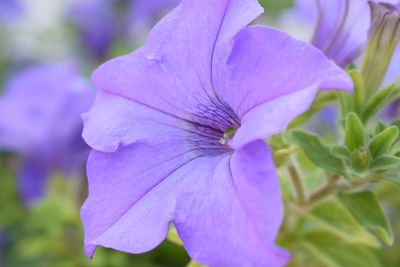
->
[375,121,387,135]
[288,130,346,175]
[370,156,400,171]
[330,145,350,159]
[369,126,399,158]
[299,231,392,267]
[361,84,400,123]
[348,70,365,114]
[337,191,393,245]
[379,171,400,187]
[345,113,365,152]
[306,199,379,247]
[258,0,293,17]
[1,175,189,267]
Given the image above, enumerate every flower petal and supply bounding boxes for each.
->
[92,0,262,120]
[174,140,290,267]
[217,25,353,118]
[82,91,186,152]
[230,86,318,149]
[81,142,204,257]
[312,0,370,67]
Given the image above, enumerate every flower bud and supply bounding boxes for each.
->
[352,148,370,174]
[361,2,400,95]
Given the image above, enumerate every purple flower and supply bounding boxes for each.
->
[128,0,180,34]
[293,0,398,67]
[69,0,119,60]
[69,0,180,61]
[0,0,22,23]
[81,0,352,265]
[0,63,95,203]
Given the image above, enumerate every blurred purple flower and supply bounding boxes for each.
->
[128,0,180,34]
[0,63,95,203]
[0,0,22,23]
[307,106,338,135]
[69,0,119,61]
[81,0,352,265]
[293,0,398,67]
[69,0,180,61]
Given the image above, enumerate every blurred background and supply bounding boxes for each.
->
[4,0,400,267]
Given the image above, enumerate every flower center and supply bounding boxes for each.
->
[187,99,240,156]
[219,127,236,145]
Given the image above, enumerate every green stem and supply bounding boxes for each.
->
[288,165,306,205]
[305,174,375,207]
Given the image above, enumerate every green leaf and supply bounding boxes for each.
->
[288,130,346,175]
[337,90,354,118]
[375,121,386,135]
[380,171,400,187]
[348,70,365,114]
[337,191,393,245]
[361,84,400,123]
[330,145,350,159]
[300,231,392,267]
[370,156,400,171]
[369,126,399,158]
[306,199,379,247]
[345,113,365,151]
[391,119,400,132]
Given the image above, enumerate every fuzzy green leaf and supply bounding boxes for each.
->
[361,84,400,123]
[288,130,346,175]
[338,191,393,245]
[345,113,365,152]
[369,126,399,158]
[380,171,400,187]
[306,199,379,247]
[301,231,391,267]
[375,121,386,135]
[370,156,400,171]
[330,145,350,159]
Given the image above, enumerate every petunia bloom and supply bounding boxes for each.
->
[69,0,179,61]
[293,0,398,68]
[362,1,400,92]
[69,0,119,61]
[81,0,353,266]
[0,63,95,203]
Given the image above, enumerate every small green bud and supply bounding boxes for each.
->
[352,149,370,173]
[361,2,400,94]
